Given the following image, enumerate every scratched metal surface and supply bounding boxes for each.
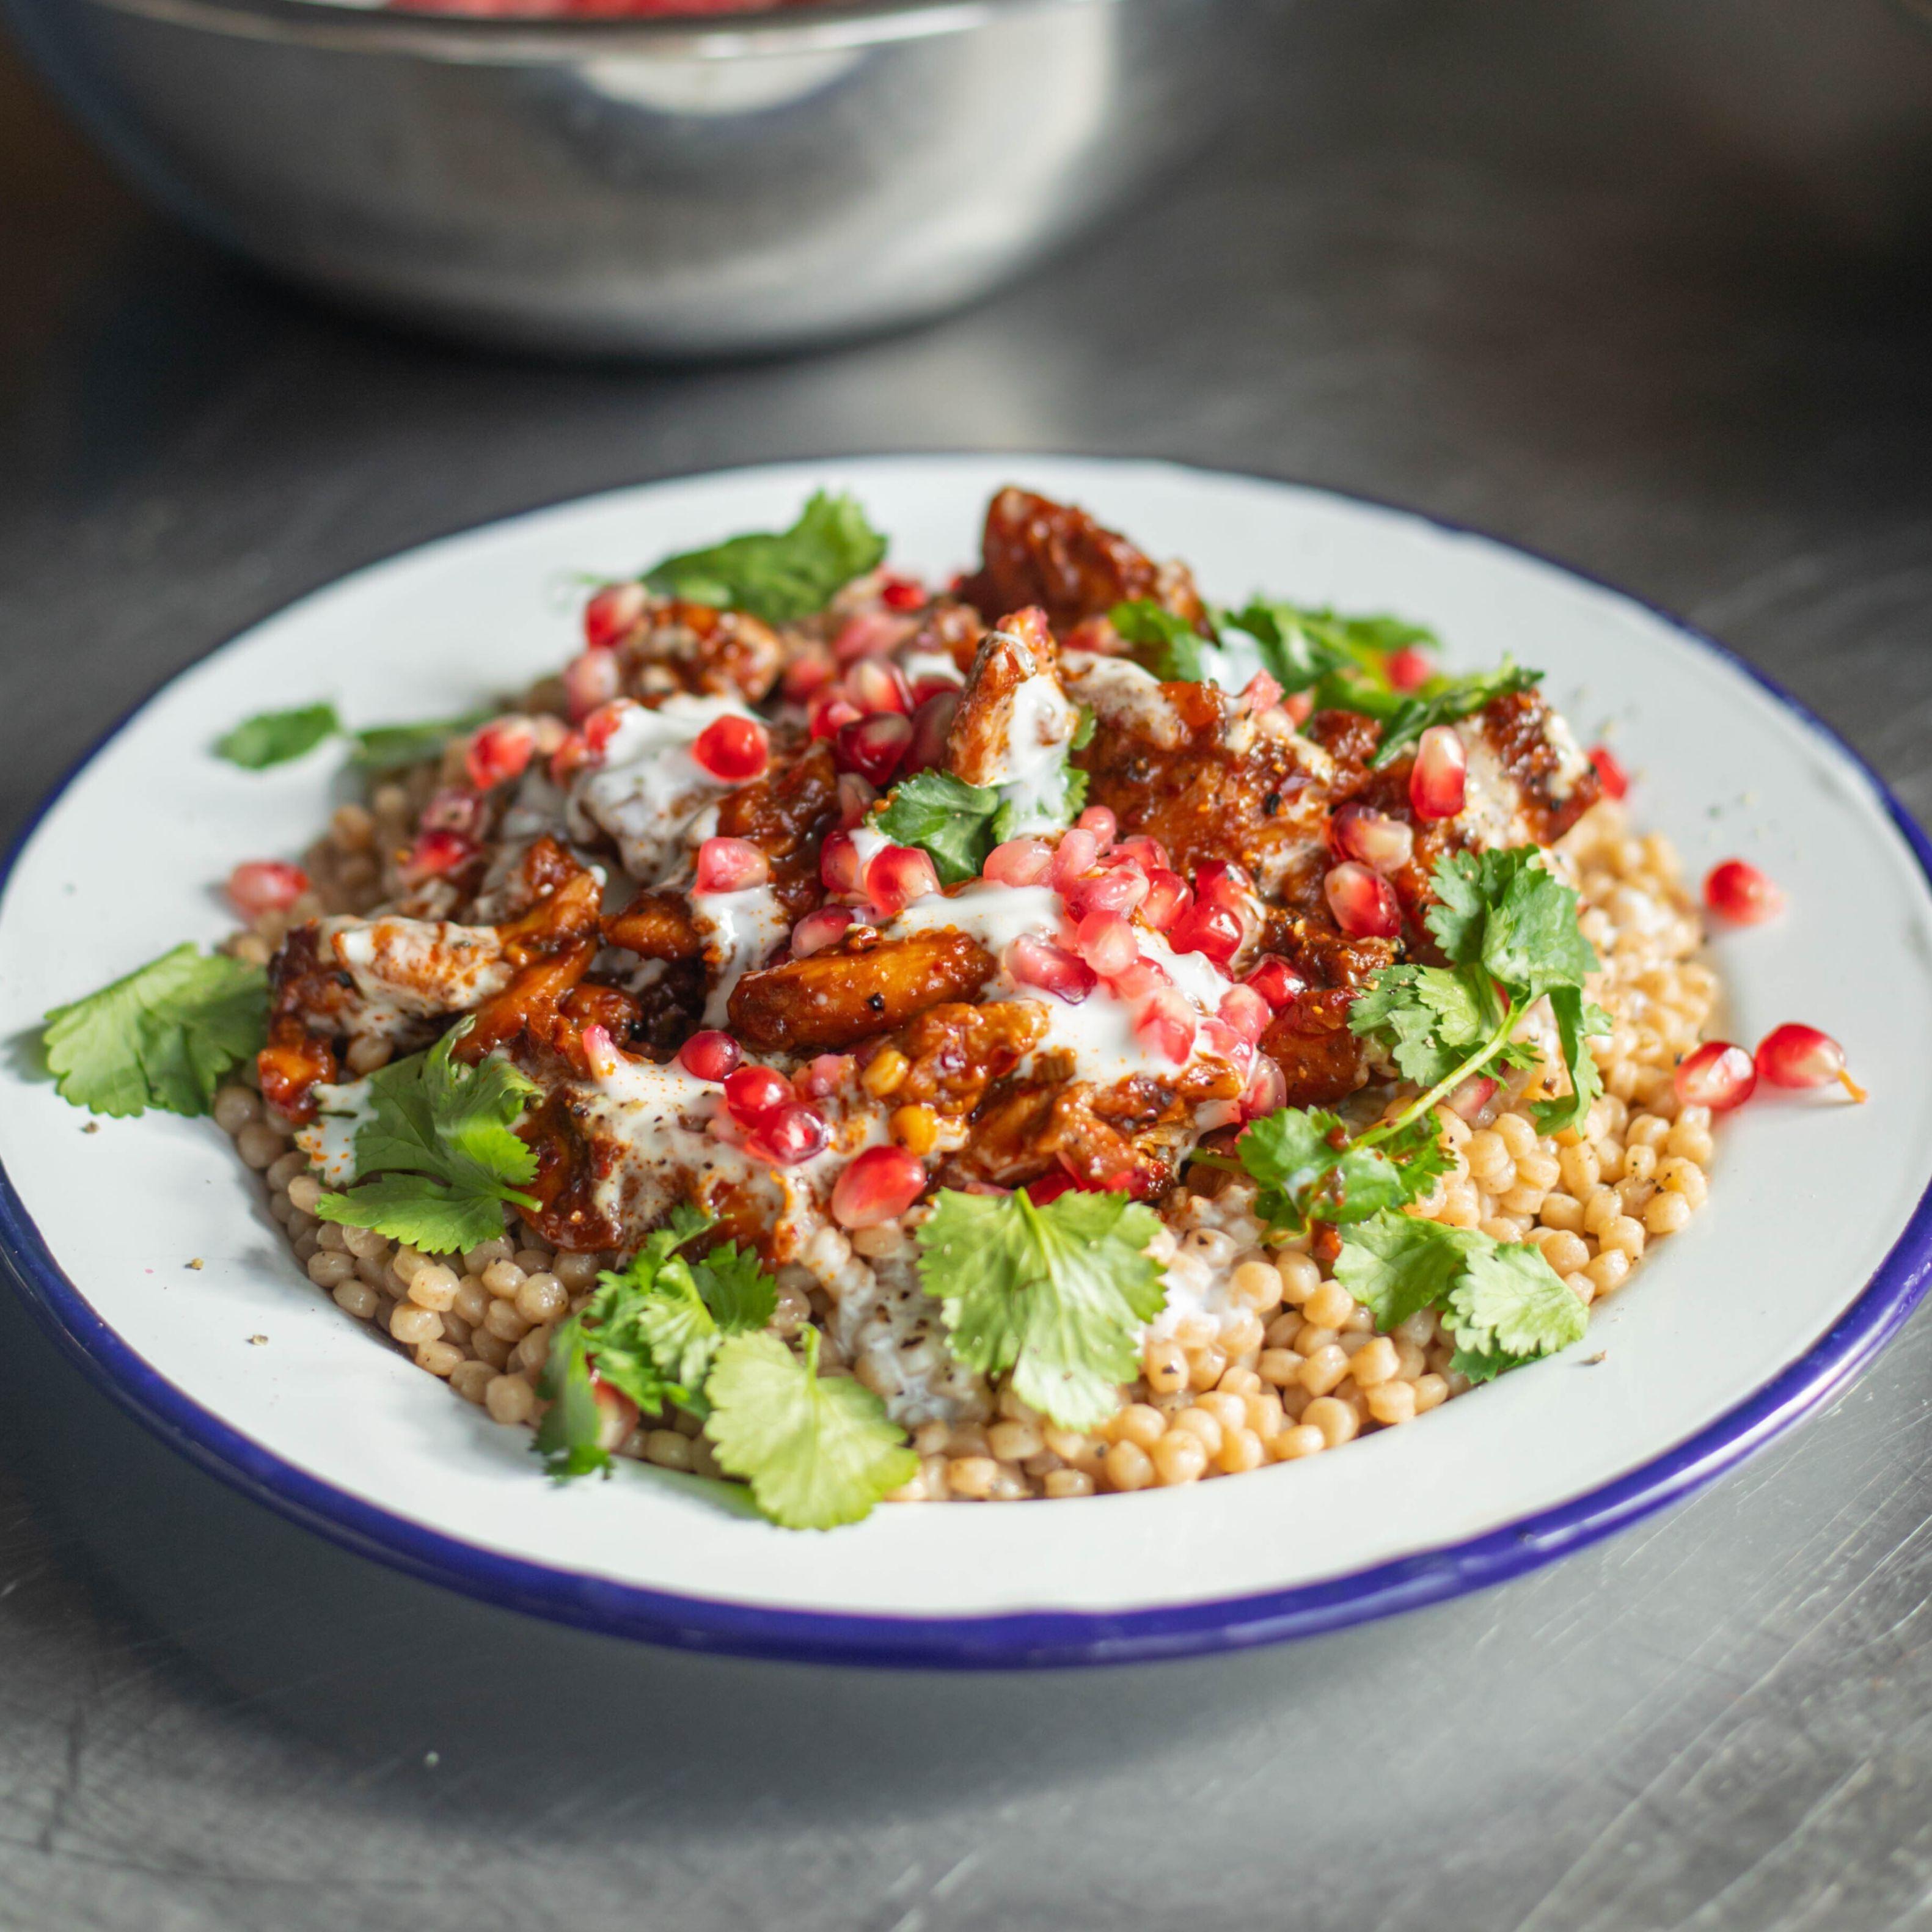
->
[4,3,1932,1927]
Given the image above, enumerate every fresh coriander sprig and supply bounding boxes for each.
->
[873,757,1087,886]
[213,703,494,773]
[916,1187,1165,1430]
[1219,844,1611,1232]
[643,491,887,624]
[41,944,268,1119]
[536,1204,777,1477]
[1334,1211,1586,1382]
[313,1023,541,1254]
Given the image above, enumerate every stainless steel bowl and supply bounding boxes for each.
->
[6,0,1259,357]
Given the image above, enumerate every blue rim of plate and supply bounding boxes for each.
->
[3,461,1930,1671]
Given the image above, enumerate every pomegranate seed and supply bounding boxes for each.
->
[832,611,915,664]
[563,650,621,722]
[579,1022,624,1081]
[1385,645,1434,692]
[783,649,835,703]
[1284,692,1314,725]
[1242,670,1284,714]
[984,837,1055,887]
[1006,936,1096,1003]
[1589,744,1629,800]
[1410,725,1468,821]
[1135,989,1198,1065]
[909,673,963,706]
[1331,802,1416,874]
[747,1102,829,1167]
[1025,1170,1080,1206]
[1112,835,1171,873]
[1141,869,1190,931]
[465,717,536,792]
[691,714,769,783]
[678,1030,742,1082]
[1048,828,1102,894]
[791,906,858,957]
[820,830,864,895]
[1675,1041,1757,1112]
[865,843,940,915]
[846,658,910,717]
[1243,956,1304,1010]
[583,580,646,651]
[904,691,959,775]
[1196,859,1254,911]
[404,829,475,878]
[808,691,863,741]
[226,860,309,918]
[1756,1023,1867,1101]
[836,773,877,828]
[1242,1055,1287,1119]
[1167,897,1245,964]
[694,836,770,895]
[1705,858,1784,925]
[1325,862,1402,939]
[1218,984,1273,1045]
[1110,958,1165,1003]
[725,1064,793,1125]
[1066,865,1147,919]
[1076,805,1118,847]
[588,1378,640,1451]
[581,703,635,761]
[796,1053,853,1099]
[835,713,913,786]
[422,788,490,839]
[879,574,927,612]
[1074,909,1139,977]
[1447,1074,1498,1122]
[831,1146,929,1228]
[1200,1017,1255,1070]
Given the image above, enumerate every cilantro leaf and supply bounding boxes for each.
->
[43,945,268,1118]
[1426,847,1597,1001]
[1348,964,1495,1089]
[703,1328,917,1530]
[1235,1105,1444,1233]
[1334,1212,1485,1331]
[875,770,1001,885]
[643,491,887,625]
[1070,704,1096,752]
[315,1025,540,1254]
[991,758,1087,843]
[1110,599,1207,682]
[1442,1240,1587,1366]
[917,1188,1164,1430]
[536,1206,780,1477]
[1366,661,1541,769]
[348,710,494,774]
[1532,985,1614,1136]
[214,703,342,770]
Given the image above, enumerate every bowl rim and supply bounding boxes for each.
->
[53,0,1135,60]
[3,453,1931,1671]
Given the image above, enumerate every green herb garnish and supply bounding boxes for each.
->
[643,491,888,625]
[42,945,268,1118]
[313,1024,541,1254]
[916,1187,1165,1430]
[703,1328,918,1531]
[347,711,494,773]
[536,1204,778,1478]
[1215,844,1609,1231]
[214,703,490,774]
[873,755,1086,886]
[1109,599,1210,682]
[1334,1212,1586,1381]
[213,703,343,770]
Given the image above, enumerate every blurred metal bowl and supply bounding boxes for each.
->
[5,0,1259,356]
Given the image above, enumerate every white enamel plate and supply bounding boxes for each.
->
[4,456,1929,1669]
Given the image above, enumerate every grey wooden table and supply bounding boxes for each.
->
[5,4,1932,1928]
